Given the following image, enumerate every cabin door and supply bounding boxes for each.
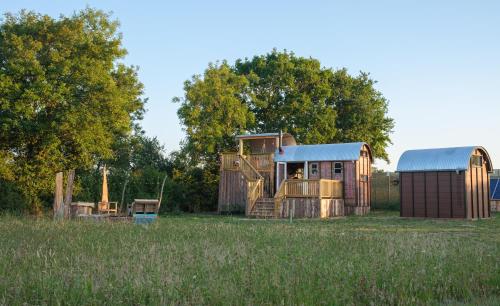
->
[276,162,286,193]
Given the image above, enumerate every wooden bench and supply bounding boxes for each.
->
[131,199,160,224]
[97,201,118,214]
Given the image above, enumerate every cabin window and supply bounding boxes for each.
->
[360,175,368,182]
[471,156,483,167]
[310,163,319,176]
[360,150,368,157]
[334,162,343,174]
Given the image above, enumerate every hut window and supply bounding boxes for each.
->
[472,156,483,167]
[360,175,368,182]
[360,151,368,157]
[334,162,343,174]
[310,163,319,175]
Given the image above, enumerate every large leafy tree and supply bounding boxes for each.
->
[234,51,337,145]
[0,9,145,212]
[174,62,254,165]
[176,50,394,165]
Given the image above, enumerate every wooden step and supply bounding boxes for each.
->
[249,198,275,218]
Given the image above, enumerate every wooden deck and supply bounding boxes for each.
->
[274,179,343,218]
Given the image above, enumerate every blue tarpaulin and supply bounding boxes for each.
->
[490,178,500,200]
[133,214,157,224]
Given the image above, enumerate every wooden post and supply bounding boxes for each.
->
[64,170,75,219]
[53,172,64,220]
[238,139,244,156]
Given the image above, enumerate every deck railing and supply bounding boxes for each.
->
[247,179,264,214]
[221,152,274,171]
[274,179,343,217]
[221,153,239,171]
[239,156,263,181]
[248,153,274,171]
[280,179,342,198]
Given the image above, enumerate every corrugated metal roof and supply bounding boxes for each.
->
[274,142,367,162]
[490,179,500,200]
[236,133,289,138]
[397,146,480,172]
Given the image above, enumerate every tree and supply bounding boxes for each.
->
[0,9,145,212]
[174,62,254,166]
[234,51,338,145]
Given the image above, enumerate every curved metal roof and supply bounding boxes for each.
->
[274,142,369,162]
[397,146,492,172]
[236,133,292,139]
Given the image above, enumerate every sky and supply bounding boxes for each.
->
[2,1,500,171]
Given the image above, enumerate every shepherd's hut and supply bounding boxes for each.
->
[397,146,493,219]
[218,133,372,218]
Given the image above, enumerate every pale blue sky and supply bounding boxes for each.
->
[2,1,500,170]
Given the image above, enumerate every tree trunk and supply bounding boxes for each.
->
[53,172,64,220]
[64,170,75,218]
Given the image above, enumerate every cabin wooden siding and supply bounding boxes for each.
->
[290,144,372,214]
[278,198,344,218]
[400,148,490,219]
[218,170,247,212]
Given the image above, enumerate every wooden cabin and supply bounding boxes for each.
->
[218,133,373,218]
[397,146,493,219]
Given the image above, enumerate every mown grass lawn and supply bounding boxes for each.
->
[0,211,499,305]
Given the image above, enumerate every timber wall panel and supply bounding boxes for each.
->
[355,160,360,207]
[465,170,472,219]
[413,173,426,217]
[477,164,484,218]
[451,172,466,218]
[218,170,247,212]
[425,172,439,218]
[438,172,452,218]
[344,162,356,205]
[280,198,319,218]
[471,164,478,219]
[400,172,414,217]
[321,162,332,179]
[482,165,489,218]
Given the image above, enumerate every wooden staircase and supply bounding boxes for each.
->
[249,197,275,218]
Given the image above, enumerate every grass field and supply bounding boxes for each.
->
[0,211,499,305]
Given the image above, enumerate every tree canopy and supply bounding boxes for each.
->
[0,9,145,212]
[175,50,394,165]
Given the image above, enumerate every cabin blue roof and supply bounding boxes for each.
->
[491,179,500,200]
[397,146,485,172]
[274,142,367,162]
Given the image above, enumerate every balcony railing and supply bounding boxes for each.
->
[221,153,239,171]
[274,179,343,217]
[221,153,274,171]
[276,179,343,199]
[248,153,274,171]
